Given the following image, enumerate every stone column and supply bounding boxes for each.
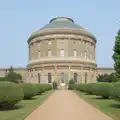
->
[81,66,84,83]
[68,66,71,81]
[41,66,44,83]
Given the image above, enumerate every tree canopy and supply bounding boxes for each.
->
[113,30,120,77]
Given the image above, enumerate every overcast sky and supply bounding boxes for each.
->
[0,0,120,68]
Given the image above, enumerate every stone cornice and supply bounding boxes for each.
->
[28,28,97,43]
[28,58,97,68]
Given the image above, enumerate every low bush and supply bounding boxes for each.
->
[83,83,96,95]
[20,84,39,99]
[69,79,75,84]
[0,82,24,109]
[90,83,114,99]
[111,82,120,101]
[68,82,114,99]
[52,81,58,89]
[38,84,52,93]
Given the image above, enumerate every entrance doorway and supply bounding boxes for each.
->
[60,72,65,87]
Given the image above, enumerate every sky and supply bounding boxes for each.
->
[0,0,120,68]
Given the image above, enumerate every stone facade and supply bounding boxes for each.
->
[27,17,97,86]
[0,17,115,85]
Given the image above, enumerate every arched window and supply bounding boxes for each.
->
[48,49,51,57]
[73,49,77,57]
[60,49,64,57]
[48,73,52,83]
[74,73,78,83]
[60,72,64,83]
[38,73,40,83]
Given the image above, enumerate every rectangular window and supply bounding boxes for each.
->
[73,49,77,57]
[48,50,51,57]
[60,49,64,57]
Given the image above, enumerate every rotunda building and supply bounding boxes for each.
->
[27,17,97,85]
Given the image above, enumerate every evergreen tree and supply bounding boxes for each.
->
[113,30,120,76]
[5,66,22,83]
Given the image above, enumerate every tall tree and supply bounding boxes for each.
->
[113,29,120,76]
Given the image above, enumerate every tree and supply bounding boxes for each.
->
[5,66,22,83]
[97,73,119,83]
[113,30,120,77]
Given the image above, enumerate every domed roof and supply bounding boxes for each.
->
[28,17,96,43]
[41,17,84,30]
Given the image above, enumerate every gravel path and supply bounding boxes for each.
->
[25,90,113,120]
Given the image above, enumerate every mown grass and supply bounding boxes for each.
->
[0,90,54,120]
[76,91,120,120]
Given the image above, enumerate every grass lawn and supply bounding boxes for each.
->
[0,90,54,120]
[75,91,120,120]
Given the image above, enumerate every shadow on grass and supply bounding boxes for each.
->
[0,105,24,111]
[91,96,111,100]
[24,97,38,100]
[110,104,120,109]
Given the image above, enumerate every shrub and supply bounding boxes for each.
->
[0,82,24,109]
[69,78,75,84]
[111,82,120,101]
[83,83,96,95]
[20,84,39,99]
[5,66,22,83]
[92,83,114,99]
[68,84,76,90]
[52,81,58,89]
[38,84,52,94]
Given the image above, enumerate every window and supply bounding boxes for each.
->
[73,49,77,57]
[74,73,78,83]
[60,72,64,83]
[38,51,41,58]
[48,73,52,83]
[48,49,51,57]
[60,49,64,57]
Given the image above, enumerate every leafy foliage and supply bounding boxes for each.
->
[5,66,22,83]
[52,81,58,89]
[69,83,114,99]
[20,84,39,99]
[69,78,75,84]
[111,82,120,101]
[0,82,24,109]
[113,30,120,76]
[97,73,119,82]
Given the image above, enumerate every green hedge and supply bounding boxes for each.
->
[0,82,24,108]
[38,84,52,93]
[20,84,39,99]
[92,83,114,99]
[20,83,52,99]
[112,82,120,101]
[68,83,114,99]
